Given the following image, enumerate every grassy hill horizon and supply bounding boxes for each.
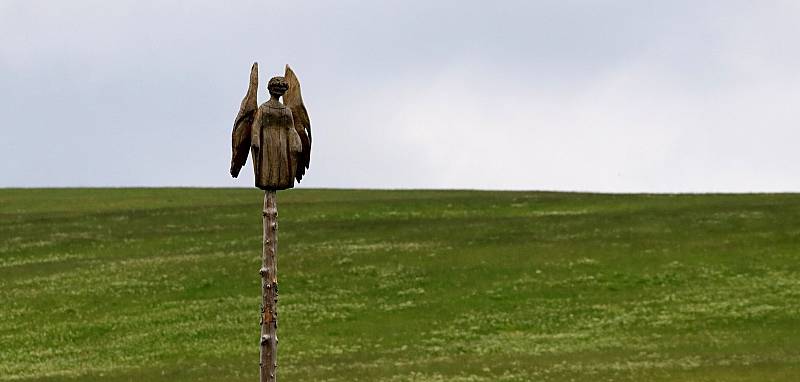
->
[2,188,799,381]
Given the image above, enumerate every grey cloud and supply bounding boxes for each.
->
[2,1,799,191]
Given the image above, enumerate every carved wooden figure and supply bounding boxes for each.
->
[230,63,312,188]
[229,63,312,382]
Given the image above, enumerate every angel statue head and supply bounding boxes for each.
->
[268,76,289,97]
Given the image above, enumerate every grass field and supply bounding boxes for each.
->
[1,188,799,381]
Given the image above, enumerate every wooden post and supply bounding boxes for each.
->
[259,190,278,382]
[229,63,311,381]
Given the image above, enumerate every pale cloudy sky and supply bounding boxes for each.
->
[2,1,800,192]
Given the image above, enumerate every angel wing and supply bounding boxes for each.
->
[230,62,259,178]
[284,65,312,182]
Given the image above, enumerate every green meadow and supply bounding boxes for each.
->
[1,188,799,381]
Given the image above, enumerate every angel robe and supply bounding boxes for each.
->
[251,101,303,190]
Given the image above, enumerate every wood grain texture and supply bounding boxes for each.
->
[259,191,278,382]
[283,65,312,182]
[251,90,302,190]
[230,63,259,177]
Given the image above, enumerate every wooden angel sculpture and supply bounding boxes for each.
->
[227,63,312,382]
[230,63,312,190]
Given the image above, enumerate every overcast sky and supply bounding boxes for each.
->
[2,1,800,192]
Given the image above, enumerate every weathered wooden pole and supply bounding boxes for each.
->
[229,63,311,381]
[259,190,278,382]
